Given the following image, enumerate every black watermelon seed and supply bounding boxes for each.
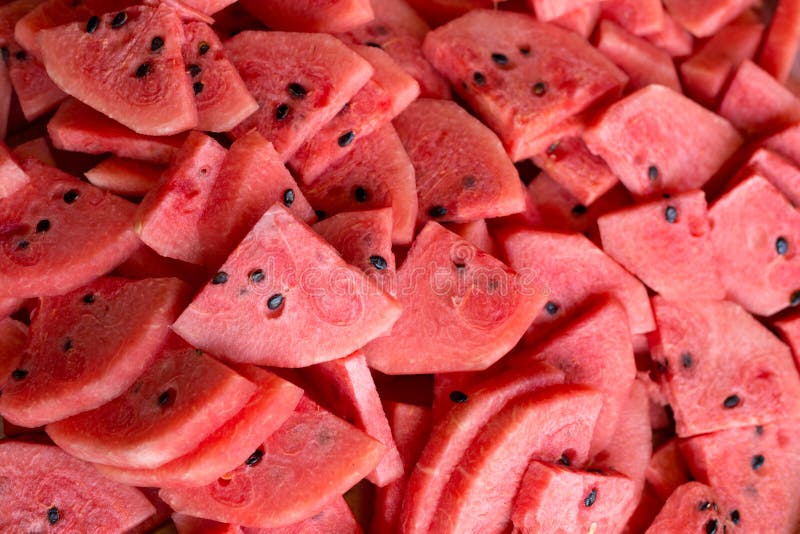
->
[756,425,764,435]
[36,219,50,233]
[62,338,72,352]
[157,389,174,406]
[571,204,587,217]
[648,165,659,181]
[82,293,95,304]
[519,46,531,56]
[249,269,265,283]
[315,210,327,220]
[723,395,740,408]
[532,81,547,96]
[245,449,263,466]
[491,52,508,65]
[287,82,307,98]
[86,16,99,33]
[212,272,228,285]
[267,294,284,310]
[187,64,201,77]
[16,240,29,250]
[151,36,164,51]
[546,141,560,155]
[751,454,765,470]
[111,11,128,28]
[730,510,740,525]
[558,453,571,466]
[473,72,486,86]
[681,352,693,368]
[369,255,387,270]
[584,489,597,507]
[449,390,468,403]
[706,519,718,534]
[665,206,678,223]
[47,507,60,525]
[193,81,204,95]
[545,301,559,315]
[63,189,79,204]
[275,103,289,121]
[365,41,382,48]
[198,41,210,55]
[792,290,800,307]
[776,237,788,255]
[338,131,355,147]
[699,500,712,511]
[11,369,28,380]
[354,186,368,203]
[429,205,448,218]
[283,188,295,207]
[454,262,466,272]
[135,62,151,78]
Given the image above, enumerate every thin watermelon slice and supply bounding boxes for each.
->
[0,140,28,199]
[644,482,735,534]
[240,497,361,534]
[583,85,742,198]
[0,441,156,531]
[0,316,25,388]
[643,11,694,57]
[646,438,692,500]
[225,31,373,160]
[648,296,800,437]
[709,174,800,316]
[48,98,186,164]
[598,190,725,301]
[95,365,303,487]
[38,3,198,135]
[0,276,190,428]
[181,21,257,132]
[240,0,373,33]
[551,3,601,37]
[173,204,401,367]
[300,124,418,245]
[85,157,162,197]
[394,98,526,227]
[528,0,601,21]
[160,396,385,528]
[363,222,544,374]
[0,158,139,298]
[422,9,627,161]
[758,0,800,83]
[600,0,665,35]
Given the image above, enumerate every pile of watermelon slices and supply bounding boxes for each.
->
[2,0,800,532]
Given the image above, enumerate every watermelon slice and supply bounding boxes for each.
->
[757,0,800,83]
[422,9,627,161]
[225,31,373,161]
[240,0,373,33]
[85,157,162,197]
[48,98,186,165]
[600,0,665,35]
[95,365,303,488]
[646,438,692,500]
[12,137,55,167]
[709,174,800,316]
[0,276,189,428]
[583,85,742,198]
[394,98,525,227]
[362,222,544,374]
[0,441,156,531]
[160,396,385,528]
[300,124,418,245]
[643,11,694,57]
[173,204,401,367]
[0,140,28,199]
[645,482,736,533]
[598,190,725,301]
[0,316,25,388]
[551,3,601,37]
[0,158,139,298]
[528,0,601,21]
[429,384,602,534]
[38,3,198,135]
[663,0,757,37]
[648,296,800,437]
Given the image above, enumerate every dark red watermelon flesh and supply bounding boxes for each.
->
[648,296,800,437]
[95,365,303,488]
[172,513,239,534]
[644,482,734,534]
[0,441,156,531]
[663,0,760,37]
[757,0,800,83]
[394,98,526,227]
[12,137,55,167]
[173,204,401,367]
[241,0,373,33]
[430,384,602,534]
[181,21,257,132]
[0,60,11,141]
[300,124,418,245]
[84,157,163,198]
[0,276,190,428]
[422,9,628,161]
[240,497,360,534]
[405,0,493,27]
[363,222,545,374]
[0,158,139,298]
[0,140,28,199]
[598,190,725,301]
[401,361,564,534]
[0,316,25,388]
[159,396,385,528]
[646,438,692,500]
[38,3,198,135]
[48,98,186,165]
[225,31,373,160]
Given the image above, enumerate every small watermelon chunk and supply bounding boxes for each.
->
[643,11,694,57]
[173,204,401,367]
[85,157,162,198]
[226,31,373,160]
[598,190,725,301]
[0,141,28,199]
[646,439,692,500]
[422,9,627,161]
[0,316,25,388]
[648,296,800,437]
[662,0,757,37]
[239,497,360,534]
[757,0,800,83]
[709,174,800,316]
[645,482,735,533]
[765,121,800,169]
[528,0,601,21]
[363,222,544,374]
[240,0,373,33]
[0,441,156,531]
[600,0,665,35]
[551,4,601,37]
[728,148,800,207]
[160,396,385,528]
[445,218,496,256]
[0,277,189,428]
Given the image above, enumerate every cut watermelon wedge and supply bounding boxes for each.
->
[644,482,735,533]
[85,157,163,198]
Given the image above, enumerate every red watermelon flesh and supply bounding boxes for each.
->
[173,204,401,367]
[648,296,800,437]
[313,208,396,297]
[663,0,757,37]
[644,482,735,534]
[404,0,493,26]
[583,85,742,198]
[528,0,601,21]
[226,31,373,160]
[0,441,156,531]
[757,0,800,83]
[498,227,654,341]
[643,11,694,57]
[646,438,692,500]
[0,59,11,141]
[240,0,373,33]
[0,140,28,199]
[598,190,725,301]
[709,174,800,316]
[0,316,25,388]
[173,513,240,534]
[179,0,237,15]
[600,0,665,35]
[128,486,173,534]
[594,19,682,93]
[444,218,496,256]
[301,124,417,245]
[429,384,602,534]
[680,419,800,534]
[84,157,162,198]
[113,243,211,289]
[11,137,55,167]
[765,121,800,169]
[160,396,385,528]
[303,350,403,487]
[241,497,361,534]
[775,313,800,367]
[422,9,628,162]
[511,461,638,534]
[5,46,66,122]
[727,148,800,207]
[400,361,564,534]
[95,365,303,488]
[373,36,452,100]
[431,371,481,423]
[0,158,139,298]
[0,276,190,428]
[551,3,601,38]
[48,98,186,165]
[363,222,545,374]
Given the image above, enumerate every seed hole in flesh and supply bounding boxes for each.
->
[62,338,72,352]
[111,12,128,29]
[212,272,228,285]
[449,390,468,403]
[519,45,531,56]
[365,42,381,48]
[283,189,295,207]
[151,36,164,51]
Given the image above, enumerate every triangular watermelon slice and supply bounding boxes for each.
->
[160,396,385,528]
[38,3,198,135]
[363,222,544,374]
[553,4,602,37]
[644,482,736,534]
[0,441,156,531]
[394,98,526,228]
[240,0,373,33]
[0,158,140,298]
[0,276,190,428]
[85,157,163,197]
[225,31,373,161]
[0,316,26,389]
[173,204,401,367]
[646,438,692,500]
[300,124,418,245]
[0,140,29,199]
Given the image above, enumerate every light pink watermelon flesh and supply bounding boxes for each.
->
[646,438,692,500]
[663,0,762,37]
[84,157,162,198]
[445,218,496,256]
[644,482,734,534]
[0,316,26,389]
[240,0,373,33]
[0,140,28,199]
